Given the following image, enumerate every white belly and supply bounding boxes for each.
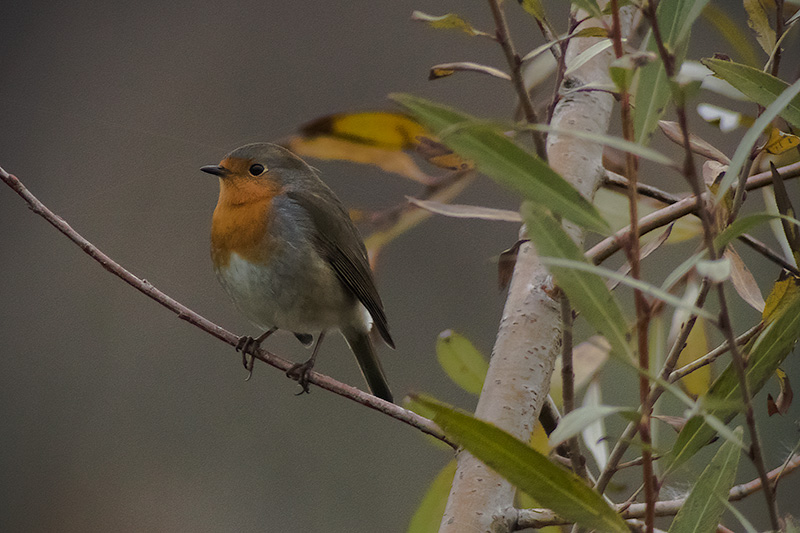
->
[216,252,368,334]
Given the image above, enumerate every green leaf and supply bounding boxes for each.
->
[701,59,800,129]
[743,0,776,54]
[539,256,716,320]
[571,0,603,18]
[518,0,547,22]
[391,94,610,234]
[436,330,489,395]
[524,124,672,166]
[667,275,800,470]
[668,427,742,533]
[633,0,711,144]
[716,76,800,197]
[548,405,634,447]
[410,11,490,37]
[415,395,629,533]
[407,461,456,533]
[522,203,633,360]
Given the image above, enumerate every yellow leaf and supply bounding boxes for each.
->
[675,317,712,396]
[299,111,427,151]
[286,135,431,183]
[762,272,800,324]
[764,128,800,155]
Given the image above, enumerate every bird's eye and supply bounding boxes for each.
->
[248,163,266,176]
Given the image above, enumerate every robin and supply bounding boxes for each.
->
[201,142,395,402]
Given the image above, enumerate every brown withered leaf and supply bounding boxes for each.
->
[724,247,766,312]
[429,62,511,81]
[767,368,793,416]
[659,120,731,164]
[653,415,689,433]
[407,197,522,222]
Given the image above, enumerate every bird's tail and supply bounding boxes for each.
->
[342,328,393,403]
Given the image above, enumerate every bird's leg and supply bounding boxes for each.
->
[286,331,326,395]
[236,327,277,381]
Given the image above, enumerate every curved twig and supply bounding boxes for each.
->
[0,165,455,449]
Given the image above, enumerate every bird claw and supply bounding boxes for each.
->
[235,336,258,381]
[286,360,314,395]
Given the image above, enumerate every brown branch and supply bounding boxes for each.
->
[590,161,800,265]
[0,166,455,449]
[487,0,547,158]
[516,454,800,528]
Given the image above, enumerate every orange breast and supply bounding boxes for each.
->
[211,176,282,268]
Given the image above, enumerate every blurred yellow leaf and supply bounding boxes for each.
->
[286,135,431,183]
[675,317,712,396]
[764,128,800,155]
[406,461,456,533]
[299,111,426,151]
[594,188,702,243]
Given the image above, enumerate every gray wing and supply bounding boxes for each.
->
[285,183,394,348]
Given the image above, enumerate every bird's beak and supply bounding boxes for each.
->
[200,165,230,177]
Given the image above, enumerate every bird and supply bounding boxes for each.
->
[200,142,395,402]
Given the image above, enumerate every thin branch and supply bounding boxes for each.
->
[641,1,780,523]
[0,166,455,449]
[487,0,547,158]
[560,295,587,479]
[669,323,763,383]
[590,161,800,265]
[516,454,800,528]
[609,0,655,526]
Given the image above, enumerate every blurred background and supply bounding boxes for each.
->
[1,1,798,531]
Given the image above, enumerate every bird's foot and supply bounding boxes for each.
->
[235,336,259,381]
[236,327,277,381]
[286,359,315,395]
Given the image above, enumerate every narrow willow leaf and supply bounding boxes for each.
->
[526,123,672,165]
[522,203,633,360]
[408,198,522,222]
[581,381,610,470]
[668,427,742,533]
[549,405,633,447]
[725,247,765,312]
[634,0,711,144]
[411,11,490,37]
[701,59,800,129]
[770,162,800,264]
[406,461,456,533]
[743,0,777,54]
[415,395,629,533]
[564,39,614,77]
[392,94,610,233]
[571,0,603,18]
[714,212,800,250]
[540,256,716,320]
[518,0,547,22]
[436,330,489,395]
[658,120,731,163]
[667,275,800,470]
[429,62,511,81]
